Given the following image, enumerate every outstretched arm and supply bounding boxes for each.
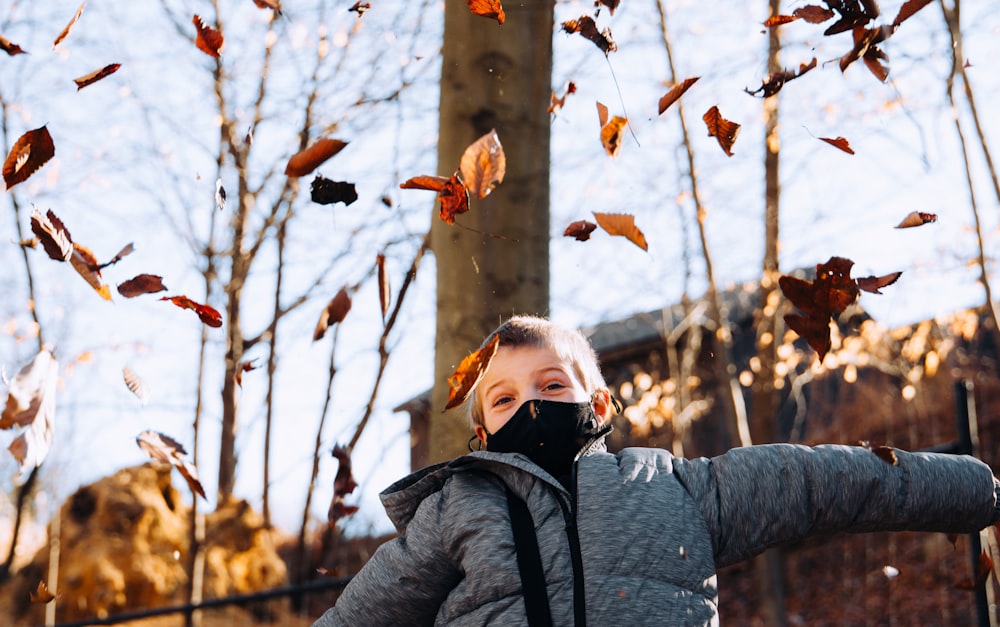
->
[313,490,462,627]
[673,443,999,567]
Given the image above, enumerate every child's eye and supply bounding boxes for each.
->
[491,395,513,407]
[543,382,565,391]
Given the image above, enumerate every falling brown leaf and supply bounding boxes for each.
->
[746,58,817,98]
[253,0,283,14]
[117,274,167,298]
[136,430,206,499]
[400,173,471,224]
[285,138,349,177]
[593,212,649,251]
[30,208,73,262]
[18,237,38,249]
[780,257,900,359]
[468,0,505,24]
[819,136,855,154]
[596,0,620,14]
[856,271,903,294]
[892,0,932,27]
[764,14,798,27]
[839,25,893,81]
[161,295,223,327]
[860,441,899,464]
[376,253,390,321]
[122,365,149,406]
[3,126,56,190]
[313,287,352,341]
[561,16,617,55]
[348,2,369,16]
[596,101,627,157]
[193,15,223,58]
[310,175,358,206]
[895,211,937,229]
[1,351,58,478]
[703,106,740,157]
[549,81,577,116]
[90,242,134,271]
[658,77,699,115]
[445,333,500,410]
[74,63,121,90]
[329,444,359,526]
[564,220,597,241]
[29,580,59,604]
[70,243,112,300]
[0,35,26,56]
[53,3,86,49]
[235,359,260,387]
[793,5,835,23]
[459,129,506,199]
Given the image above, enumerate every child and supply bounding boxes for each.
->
[315,315,999,626]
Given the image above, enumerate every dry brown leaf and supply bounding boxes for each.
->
[593,212,649,251]
[30,208,73,262]
[702,106,740,157]
[549,81,577,116]
[564,220,597,241]
[53,3,86,49]
[892,0,932,27]
[561,15,617,55]
[122,366,149,406]
[117,274,167,298]
[285,138,348,177]
[29,580,59,604]
[459,129,506,199]
[894,211,937,229]
[468,0,505,24]
[3,126,55,190]
[445,333,500,410]
[69,243,112,301]
[193,15,223,58]
[314,287,352,341]
[1,351,58,478]
[136,430,206,499]
[658,77,699,115]
[793,5,835,23]
[161,295,223,327]
[376,253,390,322]
[764,14,798,27]
[74,63,121,90]
[819,136,855,154]
[0,35,26,56]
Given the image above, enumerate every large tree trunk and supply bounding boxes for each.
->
[429,3,555,463]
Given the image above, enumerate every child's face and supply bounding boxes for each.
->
[475,345,601,444]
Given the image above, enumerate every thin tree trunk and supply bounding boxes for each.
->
[655,0,751,451]
[296,327,341,592]
[750,2,789,624]
[940,0,1000,345]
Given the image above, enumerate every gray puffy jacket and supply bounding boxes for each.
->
[314,444,998,626]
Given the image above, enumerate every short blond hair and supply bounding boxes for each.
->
[468,315,607,428]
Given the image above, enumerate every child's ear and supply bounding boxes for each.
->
[474,424,488,445]
[591,389,613,423]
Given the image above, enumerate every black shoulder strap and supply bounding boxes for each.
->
[505,485,553,627]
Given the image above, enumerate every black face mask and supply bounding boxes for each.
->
[485,399,612,479]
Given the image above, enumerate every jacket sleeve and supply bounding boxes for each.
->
[313,488,462,627]
[671,443,1000,568]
